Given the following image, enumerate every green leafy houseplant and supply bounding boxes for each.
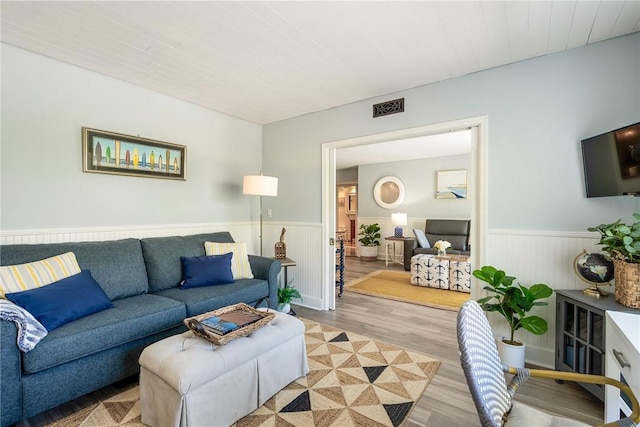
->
[278,286,302,305]
[473,266,553,345]
[358,223,381,247]
[588,212,640,263]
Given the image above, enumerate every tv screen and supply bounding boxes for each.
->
[581,122,640,198]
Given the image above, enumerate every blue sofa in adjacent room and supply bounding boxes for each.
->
[0,232,280,427]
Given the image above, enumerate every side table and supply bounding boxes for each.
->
[272,257,297,315]
[384,236,405,266]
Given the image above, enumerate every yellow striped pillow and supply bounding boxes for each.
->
[204,242,254,279]
[0,252,81,298]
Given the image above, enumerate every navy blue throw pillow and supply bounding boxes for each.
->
[6,270,114,332]
[180,253,235,289]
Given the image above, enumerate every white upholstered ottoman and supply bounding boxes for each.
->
[411,254,471,293]
[138,310,309,427]
[410,254,449,289]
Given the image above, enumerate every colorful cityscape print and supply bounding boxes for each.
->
[91,137,182,174]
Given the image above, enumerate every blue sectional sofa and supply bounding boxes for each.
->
[0,232,280,427]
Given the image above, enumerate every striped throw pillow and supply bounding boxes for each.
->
[204,242,254,280]
[0,252,81,298]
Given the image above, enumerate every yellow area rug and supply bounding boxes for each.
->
[346,270,470,311]
[46,318,440,427]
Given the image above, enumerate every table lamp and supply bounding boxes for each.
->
[391,213,407,238]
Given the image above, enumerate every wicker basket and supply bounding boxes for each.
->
[184,303,275,346]
[612,259,640,308]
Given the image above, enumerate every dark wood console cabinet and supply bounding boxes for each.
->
[555,290,639,401]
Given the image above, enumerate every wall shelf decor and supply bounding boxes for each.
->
[82,127,186,180]
[436,169,467,199]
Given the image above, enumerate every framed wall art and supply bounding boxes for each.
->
[436,169,467,199]
[82,127,186,180]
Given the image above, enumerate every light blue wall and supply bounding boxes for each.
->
[337,167,357,183]
[1,44,263,231]
[357,155,471,219]
[263,33,640,231]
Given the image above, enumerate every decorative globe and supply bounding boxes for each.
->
[574,250,614,285]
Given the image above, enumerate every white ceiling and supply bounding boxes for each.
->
[2,1,639,128]
[2,1,638,169]
[336,129,472,169]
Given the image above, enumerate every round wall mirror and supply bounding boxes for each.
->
[373,176,405,209]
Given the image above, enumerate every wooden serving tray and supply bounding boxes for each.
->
[184,303,275,346]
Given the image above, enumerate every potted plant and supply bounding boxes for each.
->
[277,285,302,314]
[358,223,381,261]
[588,213,640,308]
[588,213,640,263]
[473,265,553,368]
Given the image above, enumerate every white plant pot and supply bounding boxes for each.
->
[360,245,378,261]
[497,337,526,369]
[278,302,291,313]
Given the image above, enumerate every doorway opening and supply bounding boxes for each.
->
[321,116,488,311]
[336,183,357,256]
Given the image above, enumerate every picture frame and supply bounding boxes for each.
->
[436,169,467,199]
[338,197,345,207]
[82,127,186,180]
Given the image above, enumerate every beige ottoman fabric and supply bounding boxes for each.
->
[139,310,308,427]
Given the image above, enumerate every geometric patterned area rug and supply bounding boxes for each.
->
[46,318,440,427]
[346,270,469,312]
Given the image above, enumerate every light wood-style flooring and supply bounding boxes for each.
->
[323,254,603,426]
[15,253,603,427]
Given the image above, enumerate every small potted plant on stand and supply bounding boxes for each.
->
[278,284,302,314]
[588,212,640,308]
[358,223,381,261]
[473,265,553,368]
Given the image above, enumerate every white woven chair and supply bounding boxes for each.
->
[457,300,640,427]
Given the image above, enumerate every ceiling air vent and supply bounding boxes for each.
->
[373,98,404,118]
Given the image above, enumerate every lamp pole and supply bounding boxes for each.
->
[259,195,264,256]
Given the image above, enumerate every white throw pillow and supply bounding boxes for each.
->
[204,242,254,279]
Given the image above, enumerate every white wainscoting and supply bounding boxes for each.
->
[0,222,604,367]
[486,229,602,368]
[0,223,251,245]
[260,222,324,310]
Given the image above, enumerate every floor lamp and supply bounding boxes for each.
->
[243,172,278,256]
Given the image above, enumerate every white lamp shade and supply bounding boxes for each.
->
[243,175,278,197]
[391,213,407,226]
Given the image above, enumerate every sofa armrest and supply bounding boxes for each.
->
[248,256,281,310]
[403,238,417,271]
[1,320,23,427]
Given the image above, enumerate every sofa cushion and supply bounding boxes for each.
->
[204,241,254,279]
[413,229,430,248]
[0,252,81,298]
[156,278,268,317]
[6,270,114,331]
[22,293,186,374]
[141,232,235,293]
[180,253,234,288]
[0,239,148,301]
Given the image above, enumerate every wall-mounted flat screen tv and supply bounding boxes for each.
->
[581,122,640,198]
